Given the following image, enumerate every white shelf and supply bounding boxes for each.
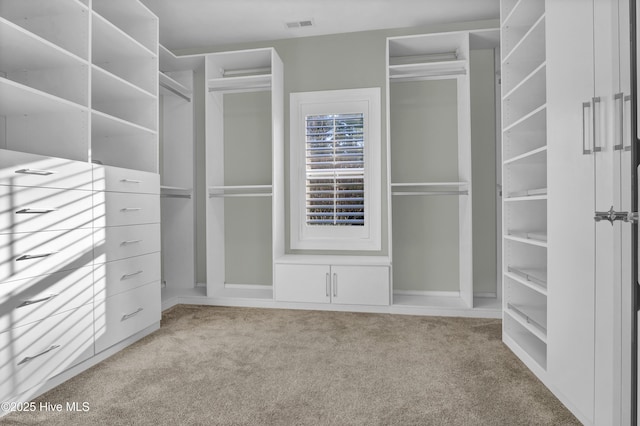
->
[502,14,546,65]
[208,185,273,198]
[503,64,546,129]
[503,104,547,133]
[505,267,547,295]
[507,187,547,198]
[161,186,192,198]
[159,72,192,101]
[501,15,546,95]
[503,62,546,101]
[501,0,546,54]
[91,110,156,139]
[208,74,272,93]
[159,45,204,73]
[505,303,547,343]
[504,146,547,165]
[0,76,86,116]
[393,293,469,309]
[276,255,390,266]
[91,11,155,60]
[92,65,155,101]
[391,182,468,187]
[504,232,548,248]
[504,318,547,369]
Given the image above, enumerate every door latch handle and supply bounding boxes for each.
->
[594,206,637,224]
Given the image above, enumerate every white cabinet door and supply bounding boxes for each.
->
[546,0,596,421]
[331,265,389,306]
[274,264,330,304]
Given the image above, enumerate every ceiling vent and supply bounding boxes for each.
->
[286,19,314,29]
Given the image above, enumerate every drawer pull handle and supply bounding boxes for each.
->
[17,294,58,308]
[120,240,142,246]
[122,307,143,321]
[120,179,142,184]
[15,169,57,176]
[15,208,57,214]
[121,270,143,280]
[16,252,58,261]
[120,207,142,212]
[18,345,61,365]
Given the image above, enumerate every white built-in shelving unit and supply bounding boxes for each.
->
[205,48,284,302]
[386,28,500,316]
[500,0,548,370]
[157,45,204,308]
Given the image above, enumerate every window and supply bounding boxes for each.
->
[290,88,381,251]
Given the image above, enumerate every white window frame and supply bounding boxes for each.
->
[290,87,381,251]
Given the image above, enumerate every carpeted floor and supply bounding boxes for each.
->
[3,305,579,425]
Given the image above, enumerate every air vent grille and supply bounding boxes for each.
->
[286,19,314,29]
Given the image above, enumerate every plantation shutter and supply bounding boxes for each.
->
[305,113,365,226]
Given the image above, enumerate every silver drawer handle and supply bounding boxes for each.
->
[16,252,58,261]
[15,169,57,176]
[120,179,142,184]
[122,307,143,321]
[120,207,142,212]
[120,240,142,246]
[17,294,58,308]
[18,345,61,365]
[121,270,143,280]
[15,208,57,214]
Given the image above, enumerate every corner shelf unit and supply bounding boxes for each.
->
[205,48,284,302]
[157,45,203,307]
[387,28,500,315]
[501,0,548,370]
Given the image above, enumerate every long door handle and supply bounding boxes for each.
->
[615,93,625,151]
[592,97,602,153]
[326,273,330,297]
[333,273,337,297]
[582,101,592,155]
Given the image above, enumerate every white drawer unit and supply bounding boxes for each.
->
[94,252,161,301]
[275,263,390,306]
[0,150,94,191]
[0,266,94,333]
[0,186,94,234]
[0,304,95,403]
[94,191,160,227]
[93,165,160,194]
[94,281,160,354]
[93,223,161,264]
[0,228,94,283]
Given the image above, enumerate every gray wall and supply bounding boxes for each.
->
[188,20,498,292]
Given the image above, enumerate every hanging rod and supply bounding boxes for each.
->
[161,194,191,199]
[392,190,469,196]
[389,69,466,80]
[159,81,191,102]
[209,193,273,198]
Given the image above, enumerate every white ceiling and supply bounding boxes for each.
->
[141,0,500,52]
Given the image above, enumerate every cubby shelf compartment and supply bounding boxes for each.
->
[92,0,157,53]
[0,0,89,60]
[0,17,88,105]
[160,186,192,199]
[504,314,547,369]
[503,64,546,129]
[388,60,468,81]
[505,303,547,343]
[91,109,156,138]
[91,11,157,94]
[0,77,86,116]
[501,0,546,56]
[391,182,469,196]
[501,15,546,95]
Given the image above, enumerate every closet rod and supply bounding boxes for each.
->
[209,193,272,198]
[159,82,191,102]
[392,190,469,196]
[161,194,191,199]
[389,69,466,80]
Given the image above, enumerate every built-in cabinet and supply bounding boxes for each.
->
[501,0,631,424]
[0,0,161,408]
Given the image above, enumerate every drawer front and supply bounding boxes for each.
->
[0,186,94,234]
[94,252,161,301]
[331,265,390,306]
[94,224,160,264]
[274,264,331,304]
[0,304,94,402]
[95,281,160,354]
[0,229,94,283]
[94,165,160,194]
[0,149,94,190]
[0,266,94,333]
[97,192,160,227]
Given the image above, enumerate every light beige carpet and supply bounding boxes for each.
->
[3,305,579,425]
